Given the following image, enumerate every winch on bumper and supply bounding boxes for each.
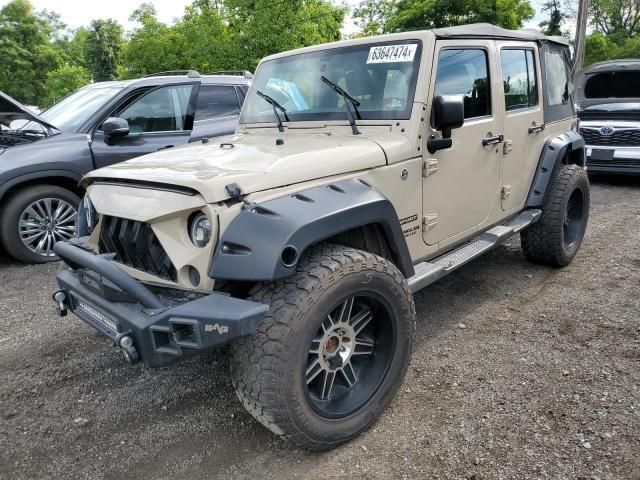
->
[52,241,268,367]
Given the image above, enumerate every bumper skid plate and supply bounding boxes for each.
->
[53,241,268,367]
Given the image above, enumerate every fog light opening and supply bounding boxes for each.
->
[187,265,201,288]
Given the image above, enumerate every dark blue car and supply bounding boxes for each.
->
[0,71,251,263]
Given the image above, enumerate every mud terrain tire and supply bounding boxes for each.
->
[521,164,590,267]
[230,243,415,450]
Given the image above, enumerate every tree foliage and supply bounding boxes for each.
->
[84,19,124,81]
[539,0,567,36]
[0,0,62,105]
[583,0,640,65]
[43,64,91,106]
[352,0,535,32]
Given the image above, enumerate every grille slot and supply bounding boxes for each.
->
[589,158,640,168]
[581,128,640,147]
[99,216,177,282]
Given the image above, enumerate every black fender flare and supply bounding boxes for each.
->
[526,130,585,208]
[209,178,415,282]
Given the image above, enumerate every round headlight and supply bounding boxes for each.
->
[189,213,212,248]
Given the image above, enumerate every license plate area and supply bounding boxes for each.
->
[590,148,614,161]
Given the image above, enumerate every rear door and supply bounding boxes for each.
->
[422,40,503,246]
[497,43,546,212]
[191,84,242,140]
[90,82,199,169]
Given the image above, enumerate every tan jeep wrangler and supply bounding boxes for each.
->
[52,24,589,450]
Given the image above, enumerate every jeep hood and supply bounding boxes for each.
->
[0,90,56,130]
[86,132,388,203]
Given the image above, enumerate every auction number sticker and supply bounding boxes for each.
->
[367,44,417,64]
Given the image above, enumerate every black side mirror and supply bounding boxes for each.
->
[102,117,130,137]
[428,95,464,153]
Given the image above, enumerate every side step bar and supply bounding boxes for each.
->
[407,209,541,293]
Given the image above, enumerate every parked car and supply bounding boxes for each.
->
[576,59,640,175]
[0,70,251,263]
[52,24,588,450]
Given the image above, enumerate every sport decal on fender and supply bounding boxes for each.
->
[367,44,418,64]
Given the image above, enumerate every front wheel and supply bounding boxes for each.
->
[230,244,415,450]
[521,164,590,267]
[0,185,79,264]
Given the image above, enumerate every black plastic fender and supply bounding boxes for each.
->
[526,130,585,208]
[209,178,415,281]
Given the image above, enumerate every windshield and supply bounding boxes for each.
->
[25,84,124,132]
[241,41,421,124]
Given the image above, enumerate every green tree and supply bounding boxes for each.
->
[120,4,187,78]
[352,0,397,36]
[224,0,346,70]
[53,27,89,69]
[539,0,567,36]
[383,0,534,31]
[84,19,124,81]
[589,0,640,36]
[0,0,63,105]
[43,64,91,106]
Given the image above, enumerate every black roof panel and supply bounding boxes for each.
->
[433,23,569,45]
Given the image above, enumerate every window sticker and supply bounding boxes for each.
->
[367,44,417,64]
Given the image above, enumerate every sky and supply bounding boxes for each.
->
[0,0,547,34]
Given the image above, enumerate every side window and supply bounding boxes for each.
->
[117,84,194,133]
[545,50,570,106]
[194,85,240,121]
[501,49,538,111]
[434,49,491,119]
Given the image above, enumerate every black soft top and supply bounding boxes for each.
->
[433,23,569,46]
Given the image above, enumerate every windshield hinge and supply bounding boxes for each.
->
[422,159,439,177]
[423,214,438,231]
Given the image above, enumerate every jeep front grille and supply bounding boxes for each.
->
[580,128,640,147]
[99,216,177,282]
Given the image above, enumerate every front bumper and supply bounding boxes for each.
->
[53,241,268,367]
[586,146,640,175]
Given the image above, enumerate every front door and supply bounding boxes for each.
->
[423,40,503,246]
[91,83,198,169]
[497,43,546,212]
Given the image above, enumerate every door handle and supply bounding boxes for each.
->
[157,145,175,151]
[482,134,504,146]
[528,123,545,134]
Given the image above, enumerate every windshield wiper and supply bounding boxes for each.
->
[256,90,290,133]
[320,75,361,135]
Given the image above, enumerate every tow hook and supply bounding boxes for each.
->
[53,290,68,317]
[117,334,139,364]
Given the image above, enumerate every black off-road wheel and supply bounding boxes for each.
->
[0,185,79,264]
[521,164,590,267]
[230,244,416,450]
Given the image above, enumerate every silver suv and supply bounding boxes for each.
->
[576,59,640,175]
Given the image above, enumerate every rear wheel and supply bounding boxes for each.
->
[0,185,79,264]
[521,164,589,266]
[230,244,415,450]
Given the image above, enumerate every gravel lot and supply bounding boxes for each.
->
[1,177,639,480]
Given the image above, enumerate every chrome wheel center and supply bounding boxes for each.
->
[19,198,77,257]
[306,297,375,402]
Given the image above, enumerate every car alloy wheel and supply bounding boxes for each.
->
[19,198,77,258]
[304,294,394,419]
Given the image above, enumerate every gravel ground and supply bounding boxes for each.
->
[0,177,638,480]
